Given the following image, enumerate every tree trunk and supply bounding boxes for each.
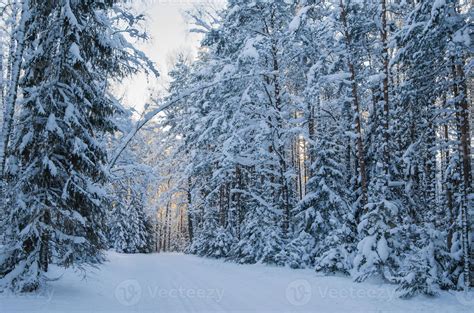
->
[187,176,194,243]
[307,100,316,182]
[270,33,290,234]
[339,0,368,221]
[0,32,4,115]
[40,209,50,272]
[380,0,390,175]
[0,0,29,176]
[454,63,472,288]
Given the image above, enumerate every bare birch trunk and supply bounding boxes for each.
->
[0,0,29,176]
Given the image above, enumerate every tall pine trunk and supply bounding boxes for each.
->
[381,0,390,173]
[187,176,194,243]
[339,0,368,222]
[454,63,472,288]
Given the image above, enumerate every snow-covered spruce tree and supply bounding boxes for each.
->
[311,113,355,275]
[151,52,199,252]
[287,25,357,267]
[155,25,244,256]
[283,2,326,269]
[218,0,298,265]
[166,54,195,246]
[395,224,447,298]
[173,56,239,257]
[437,0,472,290]
[388,0,446,296]
[334,0,376,223]
[394,223,446,298]
[109,181,152,254]
[169,0,300,264]
[292,106,353,271]
[286,0,367,271]
[353,0,404,283]
[389,0,472,294]
[234,201,286,265]
[354,157,401,283]
[107,104,158,254]
[0,0,156,292]
[190,204,235,258]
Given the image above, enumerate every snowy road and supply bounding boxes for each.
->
[1,252,472,313]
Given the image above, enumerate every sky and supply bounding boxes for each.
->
[117,0,225,114]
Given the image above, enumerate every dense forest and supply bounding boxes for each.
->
[157,0,474,298]
[0,0,472,301]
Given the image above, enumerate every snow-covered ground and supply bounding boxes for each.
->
[1,252,472,313]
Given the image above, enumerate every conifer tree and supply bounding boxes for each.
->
[0,0,156,292]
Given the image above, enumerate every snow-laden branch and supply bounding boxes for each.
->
[107,71,276,170]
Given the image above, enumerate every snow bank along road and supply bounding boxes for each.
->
[1,252,473,313]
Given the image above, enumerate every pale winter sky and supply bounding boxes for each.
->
[118,0,225,114]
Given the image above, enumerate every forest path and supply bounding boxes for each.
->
[1,252,471,313]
